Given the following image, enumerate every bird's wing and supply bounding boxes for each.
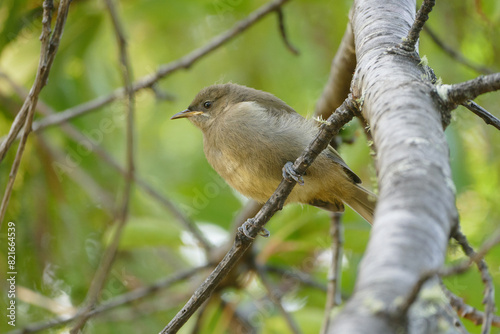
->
[254,95,298,116]
[324,145,362,184]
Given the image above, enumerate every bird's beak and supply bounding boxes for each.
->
[170,109,203,120]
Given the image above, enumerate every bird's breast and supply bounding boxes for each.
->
[203,137,284,202]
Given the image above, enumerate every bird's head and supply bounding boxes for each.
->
[171,83,244,130]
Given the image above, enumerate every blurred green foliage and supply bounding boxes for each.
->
[0,0,499,333]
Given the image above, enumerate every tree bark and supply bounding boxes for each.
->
[328,0,458,333]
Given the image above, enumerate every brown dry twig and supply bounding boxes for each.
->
[400,0,435,52]
[0,0,71,229]
[440,282,500,328]
[438,73,500,105]
[160,98,357,333]
[320,212,343,334]
[434,73,500,131]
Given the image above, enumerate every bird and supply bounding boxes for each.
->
[171,83,376,235]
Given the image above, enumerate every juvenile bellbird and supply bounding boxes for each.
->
[171,83,376,226]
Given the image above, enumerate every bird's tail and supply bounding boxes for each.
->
[343,184,377,225]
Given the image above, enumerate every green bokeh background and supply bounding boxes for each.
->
[0,0,499,333]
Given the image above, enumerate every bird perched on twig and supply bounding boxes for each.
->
[171,83,376,235]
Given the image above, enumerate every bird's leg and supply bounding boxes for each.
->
[238,218,270,239]
[282,161,304,186]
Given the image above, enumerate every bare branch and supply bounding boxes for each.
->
[400,0,435,52]
[461,100,500,131]
[452,227,495,334]
[160,98,356,333]
[29,0,292,132]
[0,0,71,228]
[423,26,495,75]
[32,92,120,131]
[441,297,470,334]
[441,282,500,328]
[436,73,500,106]
[320,212,343,334]
[275,7,299,55]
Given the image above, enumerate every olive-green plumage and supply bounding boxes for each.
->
[171,83,376,224]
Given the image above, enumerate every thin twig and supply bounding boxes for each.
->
[275,8,299,55]
[70,0,136,331]
[160,98,356,333]
[8,266,208,334]
[320,212,343,334]
[0,0,71,229]
[452,227,495,334]
[462,100,500,131]
[400,0,435,52]
[28,0,292,132]
[440,281,500,328]
[255,263,302,334]
[423,26,495,75]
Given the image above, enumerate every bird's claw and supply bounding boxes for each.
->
[238,218,270,239]
[282,161,304,186]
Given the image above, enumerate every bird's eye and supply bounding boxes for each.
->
[203,101,212,109]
